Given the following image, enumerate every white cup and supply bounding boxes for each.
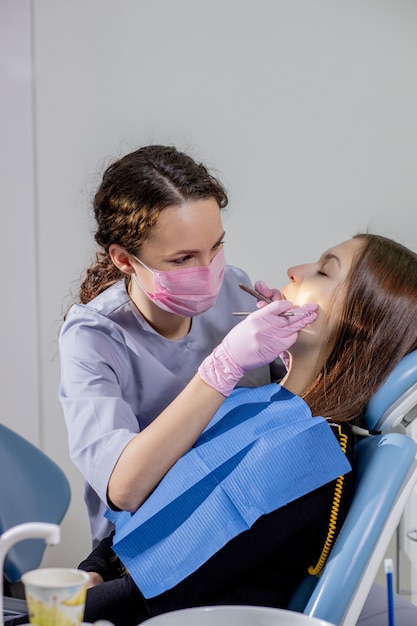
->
[21,567,90,626]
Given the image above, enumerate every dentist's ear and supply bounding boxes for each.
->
[109,244,135,274]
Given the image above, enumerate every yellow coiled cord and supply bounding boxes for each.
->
[308,425,349,576]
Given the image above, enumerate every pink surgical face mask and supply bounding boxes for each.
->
[132,248,226,317]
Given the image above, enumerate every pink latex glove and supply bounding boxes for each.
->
[198,300,317,396]
[254,280,282,308]
[254,280,289,368]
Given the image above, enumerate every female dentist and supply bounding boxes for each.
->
[58,144,302,546]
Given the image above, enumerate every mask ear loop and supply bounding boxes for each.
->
[132,255,154,273]
[132,272,150,295]
[130,255,154,297]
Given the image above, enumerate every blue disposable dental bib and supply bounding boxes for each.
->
[106,384,351,598]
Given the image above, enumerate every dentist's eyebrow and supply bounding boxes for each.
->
[211,231,226,248]
[172,231,225,256]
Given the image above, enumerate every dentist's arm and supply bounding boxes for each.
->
[107,300,317,512]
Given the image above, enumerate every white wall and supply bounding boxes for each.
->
[2,0,417,583]
[0,0,39,444]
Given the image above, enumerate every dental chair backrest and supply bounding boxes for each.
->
[289,349,417,626]
[365,349,417,433]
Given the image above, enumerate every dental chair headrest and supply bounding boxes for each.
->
[365,350,417,433]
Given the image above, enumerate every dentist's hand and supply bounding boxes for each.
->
[254,280,283,307]
[198,300,317,396]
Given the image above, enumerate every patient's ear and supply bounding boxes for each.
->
[109,244,135,274]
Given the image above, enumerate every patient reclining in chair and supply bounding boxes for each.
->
[13,233,417,626]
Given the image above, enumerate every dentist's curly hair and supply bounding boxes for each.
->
[305,233,417,425]
[78,145,228,304]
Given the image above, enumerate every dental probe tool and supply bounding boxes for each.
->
[232,311,295,316]
[235,283,295,317]
[236,284,313,318]
[239,283,273,304]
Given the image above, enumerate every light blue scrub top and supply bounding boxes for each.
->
[59,265,273,545]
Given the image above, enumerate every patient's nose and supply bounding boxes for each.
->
[287,264,305,282]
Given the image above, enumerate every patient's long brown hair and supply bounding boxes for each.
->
[304,233,417,425]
